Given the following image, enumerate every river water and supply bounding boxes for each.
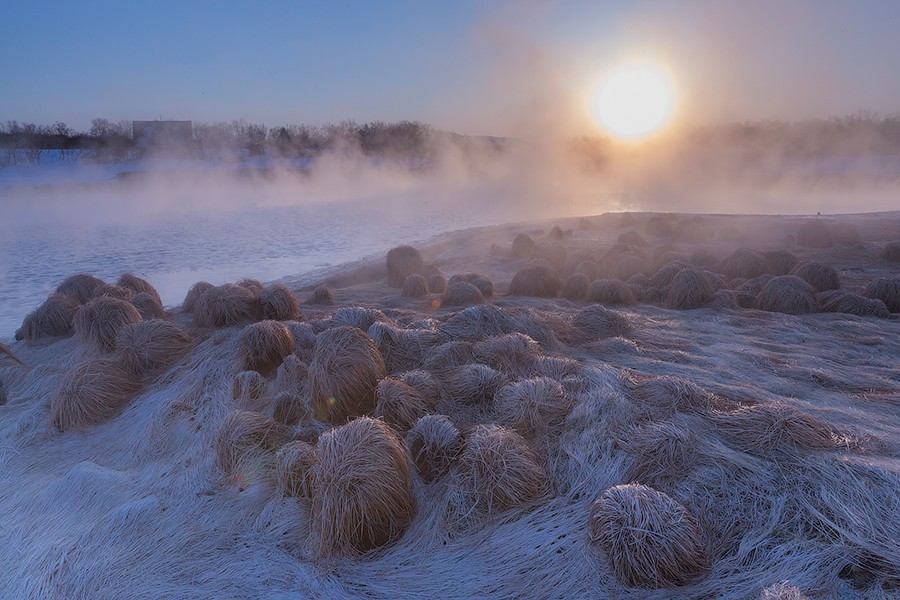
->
[0,169,591,337]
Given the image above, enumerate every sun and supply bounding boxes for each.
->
[592,64,675,140]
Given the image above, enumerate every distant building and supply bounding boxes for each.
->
[132,120,192,148]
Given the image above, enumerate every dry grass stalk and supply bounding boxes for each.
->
[92,284,135,301]
[75,296,142,352]
[507,265,560,297]
[402,274,429,298]
[308,326,386,424]
[441,363,506,405]
[818,290,890,317]
[422,340,475,373]
[405,414,462,482]
[609,252,647,281]
[427,273,447,294]
[311,417,415,557]
[117,274,162,305]
[441,281,484,306]
[754,276,819,315]
[665,269,721,310]
[130,292,166,320]
[193,284,258,328]
[306,284,335,305]
[116,319,193,378]
[572,305,632,339]
[625,374,718,415]
[563,251,596,276]
[472,332,541,374]
[0,341,27,369]
[236,278,265,295]
[55,273,105,304]
[238,320,295,377]
[215,410,292,475]
[718,248,769,281]
[589,483,708,588]
[330,306,389,332]
[258,283,302,321]
[374,378,431,431]
[182,281,214,313]
[621,420,699,490]
[762,250,799,276]
[587,279,637,305]
[562,273,590,300]
[761,582,810,599]
[387,245,424,288]
[272,391,310,426]
[714,402,837,458]
[448,273,494,298]
[367,321,444,374]
[454,424,548,517]
[493,377,571,436]
[790,262,840,292]
[649,262,688,288]
[511,233,535,258]
[50,358,140,431]
[232,370,266,404]
[862,277,900,312]
[274,440,317,498]
[22,293,80,342]
[396,370,442,408]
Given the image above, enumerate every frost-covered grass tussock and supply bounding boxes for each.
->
[1,211,898,598]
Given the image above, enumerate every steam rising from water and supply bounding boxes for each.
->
[2,136,898,336]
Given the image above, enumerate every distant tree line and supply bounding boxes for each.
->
[0,117,439,165]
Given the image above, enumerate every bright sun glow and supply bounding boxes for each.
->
[592,65,675,140]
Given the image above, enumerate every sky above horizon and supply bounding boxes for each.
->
[2,0,899,136]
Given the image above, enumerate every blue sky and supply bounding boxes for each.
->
[2,1,899,135]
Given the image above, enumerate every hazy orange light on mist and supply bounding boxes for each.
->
[591,63,675,140]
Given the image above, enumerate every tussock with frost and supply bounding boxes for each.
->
[406,414,462,482]
[508,265,560,297]
[386,245,424,288]
[21,293,80,342]
[374,378,431,431]
[306,284,335,305]
[402,274,429,297]
[308,326,386,423]
[258,283,301,321]
[215,410,292,476]
[441,281,484,306]
[311,417,415,557]
[193,283,258,327]
[116,319,192,378]
[790,261,840,292]
[55,273,105,304]
[274,440,317,499]
[50,358,140,431]
[75,296,142,352]
[2,218,899,598]
[181,280,214,312]
[452,424,547,518]
[754,276,819,315]
[863,277,900,312]
[238,320,295,377]
[117,273,162,306]
[589,483,708,588]
[130,291,165,320]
